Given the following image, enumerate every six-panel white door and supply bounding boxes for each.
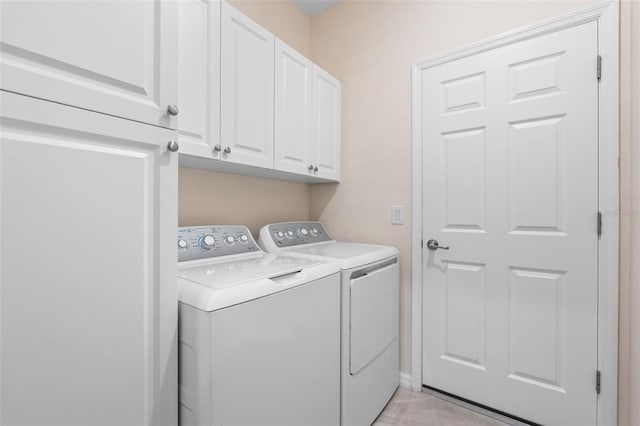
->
[0,92,178,426]
[312,66,341,181]
[421,22,598,426]
[221,2,274,168]
[177,0,221,159]
[274,39,313,175]
[0,0,178,129]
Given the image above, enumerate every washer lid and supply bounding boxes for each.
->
[282,241,399,270]
[178,253,339,312]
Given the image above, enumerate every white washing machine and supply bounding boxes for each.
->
[259,221,400,426]
[177,225,341,426]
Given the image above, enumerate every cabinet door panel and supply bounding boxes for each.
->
[221,2,274,168]
[274,40,312,175]
[312,66,341,181]
[0,92,177,426]
[178,0,221,159]
[0,0,178,129]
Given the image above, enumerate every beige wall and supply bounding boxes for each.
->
[179,168,310,236]
[620,2,639,425]
[178,0,312,236]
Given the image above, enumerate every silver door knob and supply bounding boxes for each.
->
[167,104,179,116]
[313,166,318,172]
[223,146,231,154]
[214,144,222,152]
[426,239,449,250]
[167,140,179,152]
[308,165,314,171]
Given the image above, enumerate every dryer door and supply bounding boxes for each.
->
[350,260,399,375]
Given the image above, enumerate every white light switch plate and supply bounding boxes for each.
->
[392,205,403,225]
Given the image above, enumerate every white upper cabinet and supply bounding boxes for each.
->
[274,40,313,175]
[274,41,341,182]
[177,0,221,158]
[312,66,341,181]
[0,0,178,129]
[221,2,275,168]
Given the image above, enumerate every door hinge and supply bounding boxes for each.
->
[596,370,601,394]
[421,239,424,248]
[597,55,602,82]
[597,211,603,237]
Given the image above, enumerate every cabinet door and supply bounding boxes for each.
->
[0,0,178,129]
[178,0,221,159]
[312,66,341,182]
[0,92,178,426]
[274,40,313,175]
[221,2,274,168]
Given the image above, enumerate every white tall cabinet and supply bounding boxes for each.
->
[221,2,275,168]
[0,92,178,426]
[0,1,178,424]
[0,0,179,129]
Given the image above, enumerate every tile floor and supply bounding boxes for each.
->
[373,388,523,426]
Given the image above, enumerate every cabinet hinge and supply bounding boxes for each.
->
[597,55,602,82]
[597,211,603,237]
[596,370,601,394]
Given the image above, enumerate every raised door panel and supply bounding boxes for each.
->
[0,0,178,129]
[221,3,274,168]
[312,66,341,181]
[0,92,178,426]
[177,0,221,159]
[274,39,312,175]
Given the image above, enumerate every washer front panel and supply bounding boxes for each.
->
[178,225,260,262]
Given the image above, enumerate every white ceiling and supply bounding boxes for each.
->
[292,0,341,17]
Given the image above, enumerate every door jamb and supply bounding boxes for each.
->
[410,2,619,425]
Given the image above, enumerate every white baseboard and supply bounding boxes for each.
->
[399,371,412,389]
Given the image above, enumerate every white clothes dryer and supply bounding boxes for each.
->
[177,225,341,426]
[259,221,400,426]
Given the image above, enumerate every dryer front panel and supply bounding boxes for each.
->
[349,260,399,375]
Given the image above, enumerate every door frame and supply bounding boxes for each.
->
[410,2,619,425]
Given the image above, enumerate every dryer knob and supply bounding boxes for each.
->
[178,239,188,249]
[199,235,215,250]
[310,228,319,237]
[296,228,309,238]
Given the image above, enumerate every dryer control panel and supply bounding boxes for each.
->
[178,225,260,262]
[266,221,333,248]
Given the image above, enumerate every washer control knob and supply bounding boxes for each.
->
[297,227,309,238]
[285,230,295,239]
[238,234,249,244]
[310,228,319,237]
[274,231,284,241]
[177,239,188,249]
[199,235,215,250]
[224,235,236,246]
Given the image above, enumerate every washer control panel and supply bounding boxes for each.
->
[178,225,260,262]
[267,222,333,248]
